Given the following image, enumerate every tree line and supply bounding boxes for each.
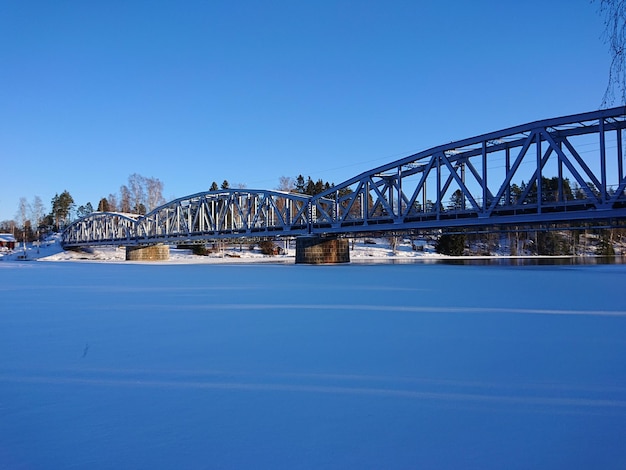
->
[94,173,166,215]
[276,174,332,195]
[1,174,166,241]
[2,172,338,242]
[434,225,626,257]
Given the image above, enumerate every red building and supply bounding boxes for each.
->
[0,233,17,250]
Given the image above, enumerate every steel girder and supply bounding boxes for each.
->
[310,106,626,233]
[62,189,312,247]
[134,189,311,243]
[61,212,139,246]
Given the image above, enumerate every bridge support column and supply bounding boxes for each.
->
[295,236,350,264]
[126,244,170,261]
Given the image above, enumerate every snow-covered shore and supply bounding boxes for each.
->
[1,235,446,263]
[2,234,619,265]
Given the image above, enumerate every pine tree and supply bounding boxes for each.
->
[597,232,616,256]
[305,177,315,195]
[313,179,325,195]
[295,175,306,193]
[97,198,110,212]
[435,233,466,256]
[449,189,464,210]
[76,202,94,219]
[51,190,74,230]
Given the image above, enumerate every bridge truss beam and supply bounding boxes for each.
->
[310,106,626,234]
[62,190,314,247]
[135,189,313,244]
[62,212,140,247]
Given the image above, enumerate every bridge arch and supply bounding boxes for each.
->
[62,212,140,246]
[62,189,315,247]
[134,188,313,244]
[310,106,626,233]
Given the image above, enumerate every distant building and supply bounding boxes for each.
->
[0,233,17,250]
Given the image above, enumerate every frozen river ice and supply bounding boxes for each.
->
[1,261,626,469]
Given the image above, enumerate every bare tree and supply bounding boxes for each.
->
[119,185,131,213]
[116,175,165,214]
[597,0,626,106]
[128,173,146,214]
[31,196,45,236]
[145,176,165,212]
[277,176,295,192]
[107,193,118,212]
[16,197,31,250]
[16,197,31,233]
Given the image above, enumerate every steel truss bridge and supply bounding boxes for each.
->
[63,107,626,248]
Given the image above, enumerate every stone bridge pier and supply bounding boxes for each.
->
[122,239,350,263]
[295,236,350,264]
[126,244,170,261]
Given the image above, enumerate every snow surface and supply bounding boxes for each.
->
[1,249,626,468]
[2,234,610,264]
[1,234,449,263]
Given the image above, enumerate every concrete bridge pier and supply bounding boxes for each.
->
[295,236,350,264]
[126,244,170,261]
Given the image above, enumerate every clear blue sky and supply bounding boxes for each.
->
[0,0,612,222]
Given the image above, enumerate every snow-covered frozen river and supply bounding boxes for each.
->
[2,261,626,469]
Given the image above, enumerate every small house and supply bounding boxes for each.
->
[0,233,17,250]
